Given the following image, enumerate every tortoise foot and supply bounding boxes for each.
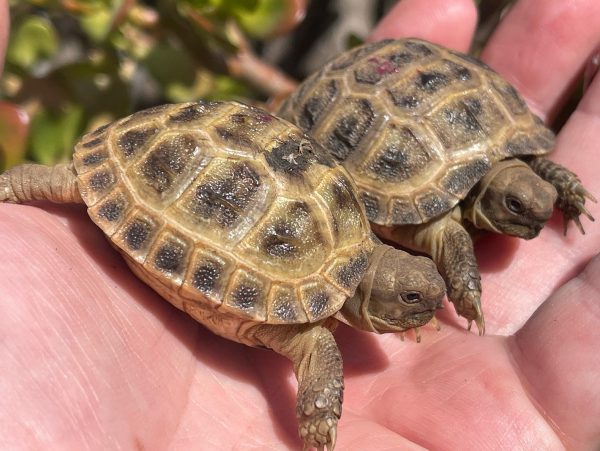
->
[528,157,596,234]
[297,377,343,450]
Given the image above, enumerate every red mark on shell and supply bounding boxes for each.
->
[256,113,274,123]
[367,57,397,75]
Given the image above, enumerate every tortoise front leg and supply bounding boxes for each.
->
[0,163,82,204]
[374,212,484,335]
[255,323,343,451]
[527,156,596,234]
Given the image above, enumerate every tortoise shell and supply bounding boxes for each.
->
[278,38,557,226]
[72,101,373,325]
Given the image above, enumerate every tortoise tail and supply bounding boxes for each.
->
[0,162,83,204]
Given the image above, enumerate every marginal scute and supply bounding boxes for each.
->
[88,188,131,236]
[415,189,454,221]
[223,269,268,320]
[268,284,307,324]
[390,197,420,224]
[326,250,369,293]
[123,217,154,251]
[146,231,191,286]
[440,158,491,197]
[299,280,341,322]
[180,248,234,304]
[361,191,380,222]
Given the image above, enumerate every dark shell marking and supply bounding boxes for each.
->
[117,127,159,159]
[139,133,199,194]
[325,98,375,161]
[124,218,153,251]
[191,161,261,228]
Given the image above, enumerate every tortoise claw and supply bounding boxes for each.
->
[578,185,597,203]
[430,315,441,331]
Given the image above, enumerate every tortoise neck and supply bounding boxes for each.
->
[336,244,389,333]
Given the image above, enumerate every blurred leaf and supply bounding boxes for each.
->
[207,74,253,100]
[0,103,30,171]
[79,2,113,42]
[28,104,84,165]
[345,32,364,50]
[231,0,289,38]
[7,16,59,70]
[143,44,196,87]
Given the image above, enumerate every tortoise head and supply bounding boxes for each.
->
[338,245,445,333]
[466,159,557,240]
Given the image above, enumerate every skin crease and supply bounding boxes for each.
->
[1,0,600,449]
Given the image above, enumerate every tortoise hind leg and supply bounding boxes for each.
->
[527,156,596,234]
[0,163,83,204]
[254,323,343,451]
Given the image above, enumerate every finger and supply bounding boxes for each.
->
[369,0,477,52]
[480,0,600,119]
[511,254,600,449]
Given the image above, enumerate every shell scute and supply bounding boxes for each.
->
[267,284,307,324]
[222,269,269,321]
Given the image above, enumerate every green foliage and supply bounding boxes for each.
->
[1,0,300,169]
[7,16,58,70]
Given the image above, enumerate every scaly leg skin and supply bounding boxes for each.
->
[255,323,343,451]
[437,220,485,335]
[0,163,82,204]
[528,156,596,234]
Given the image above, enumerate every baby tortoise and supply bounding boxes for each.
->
[0,101,445,450]
[278,38,595,334]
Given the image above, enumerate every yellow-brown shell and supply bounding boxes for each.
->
[278,38,556,225]
[72,101,373,324]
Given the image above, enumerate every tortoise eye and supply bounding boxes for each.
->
[505,196,524,214]
[401,291,422,304]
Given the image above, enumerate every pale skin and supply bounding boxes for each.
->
[1,0,600,450]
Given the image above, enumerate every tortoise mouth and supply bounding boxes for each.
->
[398,310,435,330]
[496,221,544,240]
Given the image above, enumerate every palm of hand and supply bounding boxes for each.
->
[2,1,600,449]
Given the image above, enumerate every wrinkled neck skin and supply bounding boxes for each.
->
[335,245,408,334]
[462,159,532,233]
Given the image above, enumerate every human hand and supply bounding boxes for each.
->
[1,1,600,449]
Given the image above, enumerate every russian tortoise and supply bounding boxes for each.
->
[0,101,445,450]
[278,38,595,334]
